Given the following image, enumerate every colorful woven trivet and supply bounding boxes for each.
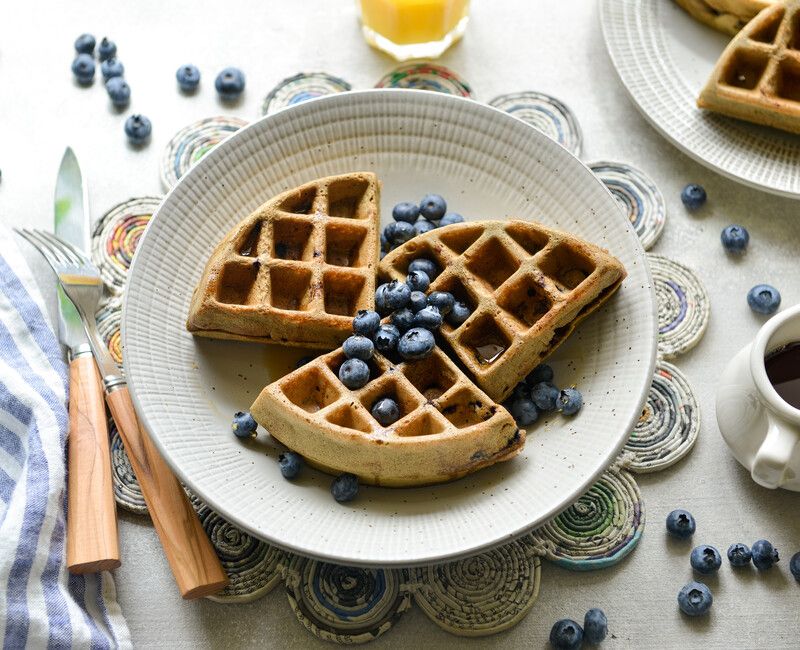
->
[489,91,583,158]
[160,116,248,190]
[95,298,123,365]
[261,72,352,116]
[109,419,148,515]
[648,253,711,359]
[588,161,666,251]
[375,63,473,97]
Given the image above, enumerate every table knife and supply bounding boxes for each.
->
[56,147,121,574]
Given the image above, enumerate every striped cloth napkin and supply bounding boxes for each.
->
[0,227,130,648]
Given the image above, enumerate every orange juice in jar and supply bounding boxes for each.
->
[358,0,470,60]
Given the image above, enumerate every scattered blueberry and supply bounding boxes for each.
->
[721,225,749,254]
[531,382,559,411]
[406,270,430,293]
[408,258,439,280]
[232,411,257,438]
[176,64,201,92]
[727,543,752,567]
[295,355,315,369]
[751,539,779,570]
[100,57,124,80]
[278,452,303,479]
[409,291,428,313]
[665,509,696,539]
[427,291,454,315]
[215,67,245,100]
[382,223,398,248]
[691,545,722,574]
[558,388,583,415]
[391,308,416,333]
[398,327,436,360]
[681,184,707,210]
[338,358,370,390]
[71,54,95,85]
[389,221,415,246]
[512,382,531,401]
[583,609,608,645]
[74,33,96,55]
[445,301,471,327]
[392,202,420,224]
[105,77,130,108]
[677,581,713,616]
[97,37,116,61]
[510,397,538,426]
[124,114,152,145]
[419,194,447,221]
[414,220,436,236]
[353,309,381,337]
[331,473,359,503]
[747,284,781,315]
[790,551,800,582]
[374,324,401,354]
[380,229,389,252]
[384,280,411,310]
[439,213,465,227]
[375,284,389,313]
[343,335,374,361]
[527,364,554,385]
[549,619,583,650]
[371,397,401,426]
[413,305,443,330]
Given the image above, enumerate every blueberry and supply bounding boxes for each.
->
[398,327,436,360]
[721,225,749,254]
[390,308,416,333]
[389,221,415,246]
[666,509,696,539]
[419,194,447,221]
[101,57,124,81]
[531,382,559,411]
[215,67,245,100]
[439,213,465,227]
[681,184,707,210]
[549,619,583,650]
[71,54,95,85]
[677,581,712,616]
[384,280,411,310]
[105,77,130,108]
[527,364,554,385]
[331,473,359,503]
[751,539,779,570]
[232,411,257,438]
[97,37,116,61]
[445,301,471,328]
[512,382,530,401]
[380,229,389,252]
[375,283,389,313]
[374,324,401,354]
[295,355,316,369]
[74,33,96,55]
[510,397,538,426]
[382,223,398,250]
[406,270,430,293]
[727,543,752,567]
[343,335,374,361]
[558,388,583,415]
[338,358,370,390]
[413,305,443,330]
[790,551,800,582]
[747,284,781,315]
[371,397,400,426]
[414,220,436,236]
[691,545,722,574]
[278,452,303,479]
[176,64,201,92]
[380,249,387,260]
[408,258,440,280]
[583,608,608,645]
[409,291,428,313]
[124,114,152,145]
[392,202,420,224]
[353,309,381,337]
[427,291,454,316]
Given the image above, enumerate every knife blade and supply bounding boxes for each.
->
[55,147,121,574]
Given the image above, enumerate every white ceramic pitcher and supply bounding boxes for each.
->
[716,304,800,491]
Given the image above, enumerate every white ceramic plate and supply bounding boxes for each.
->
[600,0,800,199]
[123,90,657,566]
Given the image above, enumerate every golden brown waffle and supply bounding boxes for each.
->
[674,0,774,35]
[379,220,627,403]
[187,173,380,349]
[250,346,523,487]
[698,0,800,133]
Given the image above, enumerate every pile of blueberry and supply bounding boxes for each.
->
[549,608,607,649]
[381,194,464,257]
[666,508,800,617]
[505,363,583,428]
[681,183,782,316]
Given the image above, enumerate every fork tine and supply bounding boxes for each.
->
[36,230,87,266]
[26,229,71,265]
[15,229,63,272]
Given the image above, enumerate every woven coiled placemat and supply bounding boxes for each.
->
[109,419,148,515]
[261,72,352,116]
[95,298,123,366]
[375,63,474,97]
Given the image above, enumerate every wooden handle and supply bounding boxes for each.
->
[106,386,228,599]
[66,354,121,574]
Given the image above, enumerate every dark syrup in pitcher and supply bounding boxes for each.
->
[765,342,800,409]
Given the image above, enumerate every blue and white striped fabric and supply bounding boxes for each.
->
[0,227,130,648]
